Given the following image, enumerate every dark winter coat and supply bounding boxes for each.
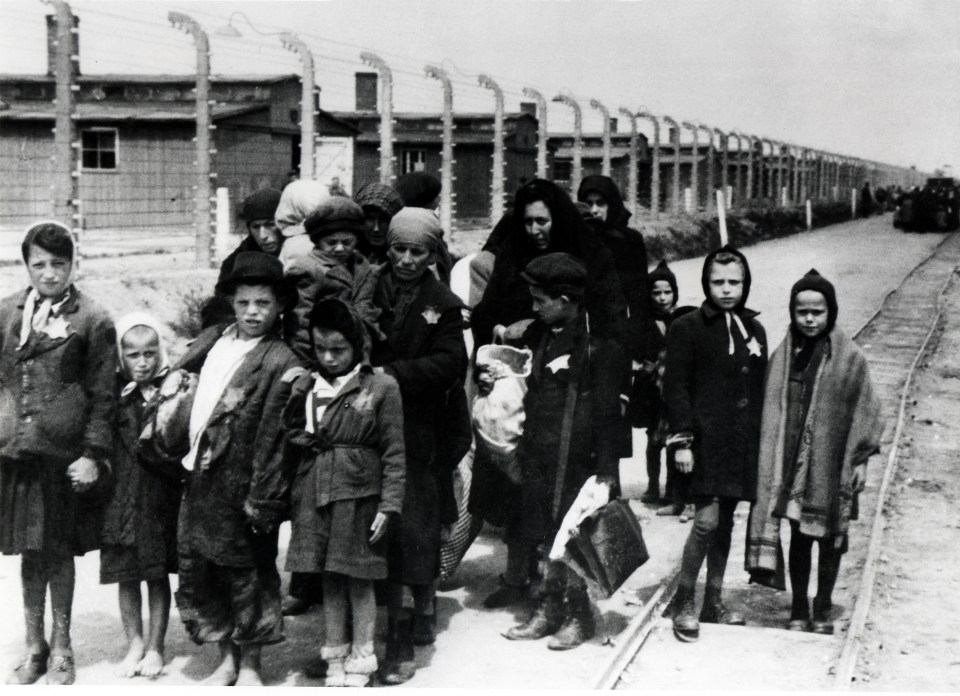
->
[509,316,625,543]
[284,249,382,363]
[176,327,303,568]
[0,287,116,463]
[471,182,627,348]
[371,271,468,585]
[100,373,180,571]
[662,248,768,500]
[283,366,405,514]
[628,305,696,429]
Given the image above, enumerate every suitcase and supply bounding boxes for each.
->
[564,499,649,598]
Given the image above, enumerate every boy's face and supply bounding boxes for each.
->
[793,290,829,339]
[530,285,573,326]
[312,328,356,378]
[651,280,676,314]
[232,283,282,339]
[26,244,72,299]
[707,262,744,310]
[121,326,161,385]
[248,219,281,255]
[316,231,357,263]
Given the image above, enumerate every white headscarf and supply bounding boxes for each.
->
[116,312,170,398]
[17,220,76,350]
[275,180,331,239]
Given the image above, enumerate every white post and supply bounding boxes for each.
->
[716,190,729,246]
[851,188,857,218]
[805,199,812,230]
[725,185,733,209]
[684,187,694,214]
[781,186,788,207]
[215,187,231,263]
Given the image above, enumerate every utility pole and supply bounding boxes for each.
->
[169,11,215,267]
[662,115,681,214]
[637,110,660,216]
[523,87,547,180]
[590,99,611,177]
[479,74,505,223]
[280,33,315,179]
[553,95,582,193]
[361,52,395,185]
[618,107,638,213]
[425,64,455,237]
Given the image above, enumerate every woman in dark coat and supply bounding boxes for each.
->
[577,175,650,328]
[370,207,468,684]
[662,245,767,642]
[471,179,627,349]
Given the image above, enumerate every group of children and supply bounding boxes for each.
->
[0,170,884,686]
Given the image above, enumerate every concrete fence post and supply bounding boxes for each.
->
[806,199,812,230]
[425,64,455,238]
[523,87,548,180]
[697,123,715,213]
[361,52,395,185]
[280,33,316,180]
[637,111,660,216]
[169,10,215,267]
[681,121,700,212]
[714,128,728,209]
[553,95,583,193]
[590,99,612,177]
[662,115,681,214]
[479,74,505,223]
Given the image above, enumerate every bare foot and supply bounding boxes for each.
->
[116,640,145,678]
[201,661,238,687]
[137,650,164,678]
[235,666,264,686]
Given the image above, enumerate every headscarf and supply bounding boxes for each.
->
[387,207,443,252]
[395,172,442,208]
[647,259,678,314]
[577,174,631,231]
[788,268,838,371]
[700,244,755,355]
[275,180,331,238]
[115,312,170,398]
[18,220,76,350]
[354,183,404,219]
[510,179,587,260]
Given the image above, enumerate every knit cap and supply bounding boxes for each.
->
[354,183,404,219]
[790,268,838,334]
[387,207,443,252]
[521,252,587,298]
[395,172,442,208]
[304,197,365,243]
[240,187,282,222]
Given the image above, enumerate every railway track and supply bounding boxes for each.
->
[593,231,960,690]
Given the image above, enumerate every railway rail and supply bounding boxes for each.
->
[593,231,960,690]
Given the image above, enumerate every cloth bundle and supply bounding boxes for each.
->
[138,368,198,481]
[439,447,485,581]
[471,344,533,484]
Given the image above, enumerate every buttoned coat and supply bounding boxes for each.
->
[175,326,302,568]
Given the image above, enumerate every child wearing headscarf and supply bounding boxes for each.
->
[0,221,116,685]
[747,270,882,634]
[283,299,405,687]
[99,313,180,678]
[353,182,405,266]
[276,179,331,272]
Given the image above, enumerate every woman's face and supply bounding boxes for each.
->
[523,201,552,252]
[363,207,392,248]
[26,244,72,299]
[388,242,434,282]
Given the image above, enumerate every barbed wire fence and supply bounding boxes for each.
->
[0,0,930,267]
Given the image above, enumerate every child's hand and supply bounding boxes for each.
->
[369,512,389,544]
[675,448,695,474]
[67,456,99,492]
[852,463,867,493]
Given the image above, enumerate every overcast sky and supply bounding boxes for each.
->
[2,0,958,174]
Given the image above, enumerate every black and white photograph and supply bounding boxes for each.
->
[0,0,958,690]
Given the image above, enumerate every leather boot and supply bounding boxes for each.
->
[503,592,563,640]
[378,618,416,685]
[700,587,745,626]
[410,613,436,646]
[672,585,700,642]
[548,586,596,650]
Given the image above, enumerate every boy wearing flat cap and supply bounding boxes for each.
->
[173,252,303,686]
[284,197,382,364]
[499,252,626,651]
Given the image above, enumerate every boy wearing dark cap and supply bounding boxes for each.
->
[663,245,768,643]
[174,252,303,685]
[747,270,881,635]
[499,252,626,651]
[284,196,382,364]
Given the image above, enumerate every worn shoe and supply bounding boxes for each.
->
[640,486,661,504]
[787,619,811,632]
[344,646,377,688]
[811,620,834,635]
[671,586,700,642]
[378,619,416,686]
[282,596,313,616]
[303,655,328,679]
[656,502,684,516]
[411,613,436,646]
[547,589,596,650]
[484,576,530,609]
[811,597,833,634]
[679,504,696,523]
[700,590,745,626]
[44,654,75,686]
[503,594,563,641]
[6,647,49,685]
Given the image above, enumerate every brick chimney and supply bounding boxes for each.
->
[46,14,80,78]
[520,101,537,118]
[355,72,378,111]
[609,117,618,133]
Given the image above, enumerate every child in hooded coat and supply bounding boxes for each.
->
[100,313,181,678]
[747,270,882,635]
[662,245,767,643]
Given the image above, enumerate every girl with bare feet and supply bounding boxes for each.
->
[99,313,180,678]
[1,221,117,685]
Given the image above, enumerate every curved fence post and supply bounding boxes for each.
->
[280,33,315,180]
[425,64,455,237]
[523,87,548,180]
[361,52,395,185]
[479,74,505,223]
[662,115,681,214]
[681,121,700,212]
[590,99,612,177]
[618,108,639,213]
[553,95,583,193]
